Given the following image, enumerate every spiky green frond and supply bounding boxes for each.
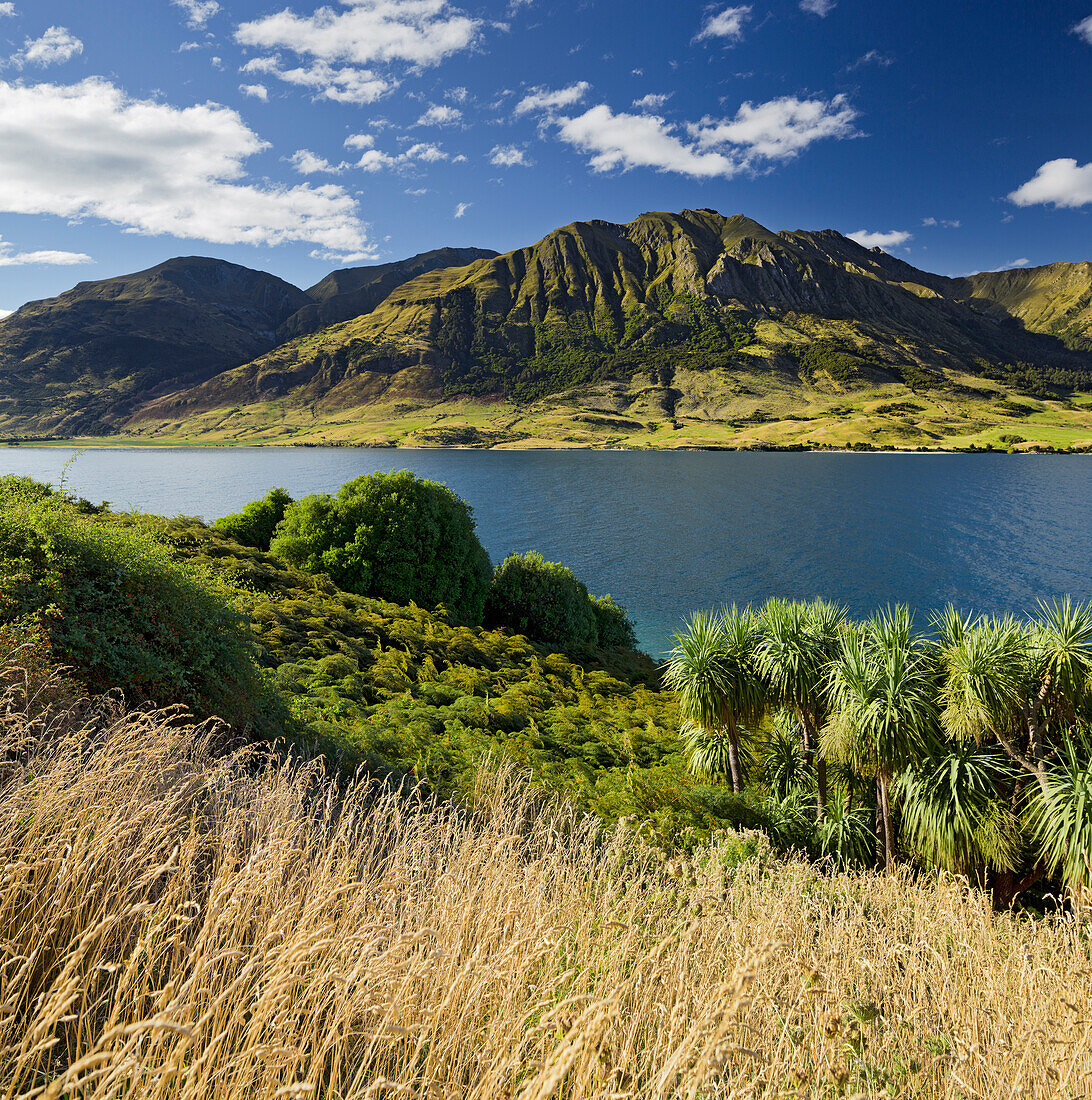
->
[1028,732,1092,893]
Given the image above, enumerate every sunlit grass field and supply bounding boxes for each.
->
[5,666,1092,1100]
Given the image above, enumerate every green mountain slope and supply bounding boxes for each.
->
[278,247,499,341]
[954,263,1092,352]
[0,257,310,436]
[139,210,1090,432]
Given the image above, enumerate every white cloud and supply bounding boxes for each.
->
[173,0,220,28]
[454,201,471,217]
[415,103,461,125]
[289,149,347,174]
[235,0,482,69]
[489,143,530,167]
[0,77,372,257]
[1004,257,1030,269]
[240,83,268,100]
[632,92,672,111]
[1073,15,1092,45]
[922,216,960,228]
[11,26,83,67]
[445,85,468,102]
[799,0,835,15]
[0,4,16,16]
[847,229,912,250]
[240,55,392,104]
[0,237,93,266]
[0,308,13,319]
[694,5,751,43]
[178,41,203,51]
[514,81,590,116]
[1009,158,1092,208]
[544,94,859,179]
[353,139,448,171]
[848,49,892,69]
[689,94,858,160]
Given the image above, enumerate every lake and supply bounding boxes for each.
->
[3,446,1090,656]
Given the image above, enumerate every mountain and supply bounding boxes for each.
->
[0,257,310,436]
[3,210,1092,447]
[140,210,1090,427]
[278,247,499,341]
[954,263,1092,352]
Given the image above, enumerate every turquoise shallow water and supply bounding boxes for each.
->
[3,446,1090,656]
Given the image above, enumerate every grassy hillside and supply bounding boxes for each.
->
[122,210,1092,449]
[0,257,310,436]
[4,677,1091,1099]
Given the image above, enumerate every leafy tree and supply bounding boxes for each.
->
[590,594,638,650]
[270,471,493,625]
[215,487,293,551]
[484,551,597,649]
[754,598,846,820]
[824,607,937,870]
[664,607,765,793]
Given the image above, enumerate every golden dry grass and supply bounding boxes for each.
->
[3,669,1092,1099]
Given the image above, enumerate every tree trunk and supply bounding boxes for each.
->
[874,780,884,867]
[879,774,894,872]
[727,734,743,795]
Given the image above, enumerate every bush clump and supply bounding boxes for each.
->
[0,475,269,730]
[215,487,293,551]
[270,470,493,625]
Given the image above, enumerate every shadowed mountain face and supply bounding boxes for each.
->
[151,210,1090,423]
[278,247,499,342]
[0,257,311,436]
[2,211,1091,439]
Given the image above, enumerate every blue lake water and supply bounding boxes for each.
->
[3,446,1091,656]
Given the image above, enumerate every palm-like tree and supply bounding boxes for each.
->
[824,607,937,870]
[663,607,764,793]
[754,598,846,819]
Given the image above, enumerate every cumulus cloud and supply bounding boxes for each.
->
[353,139,448,171]
[1073,15,1092,45]
[694,5,751,43]
[1009,158,1092,208]
[173,0,220,28]
[514,81,590,116]
[11,26,83,67]
[235,0,482,68]
[240,83,268,100]
[445,85,469,102]
[0,4,16,16]
[543,94,859,179]
[289,149,348,174]
[0,77,372,257]
[632,92,672,111]
[799,0,835,15]
[489,143,531,166]
[847,229,912,250]
[0,308,13,319]
[415,103,461,125]
[454,201,471,217]
[240,55,392,104]
[0,237,93,266]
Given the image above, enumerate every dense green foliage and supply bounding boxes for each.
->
[483,551,636,653]
[270,471,493,625]
[0,476,271,730]
[214,487,293,551]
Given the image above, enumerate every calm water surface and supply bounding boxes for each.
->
[3,446,1090,656]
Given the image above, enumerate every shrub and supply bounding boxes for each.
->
[591,594,638,649]
[215,487,293,551]
[270,471,493,625]
[0,476,270,731]
[484,551,598,649]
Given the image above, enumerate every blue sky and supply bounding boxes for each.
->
[0,0,1089,315]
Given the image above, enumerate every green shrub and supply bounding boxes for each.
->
[270,471,493,625]
[215,487,293,551]
[485,552,598,649]
[0,476,270,731]
[591,594,638,649]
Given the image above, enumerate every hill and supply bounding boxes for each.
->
[277,246,499,341]
[4,210,1092,448]
[0,257,310,436]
